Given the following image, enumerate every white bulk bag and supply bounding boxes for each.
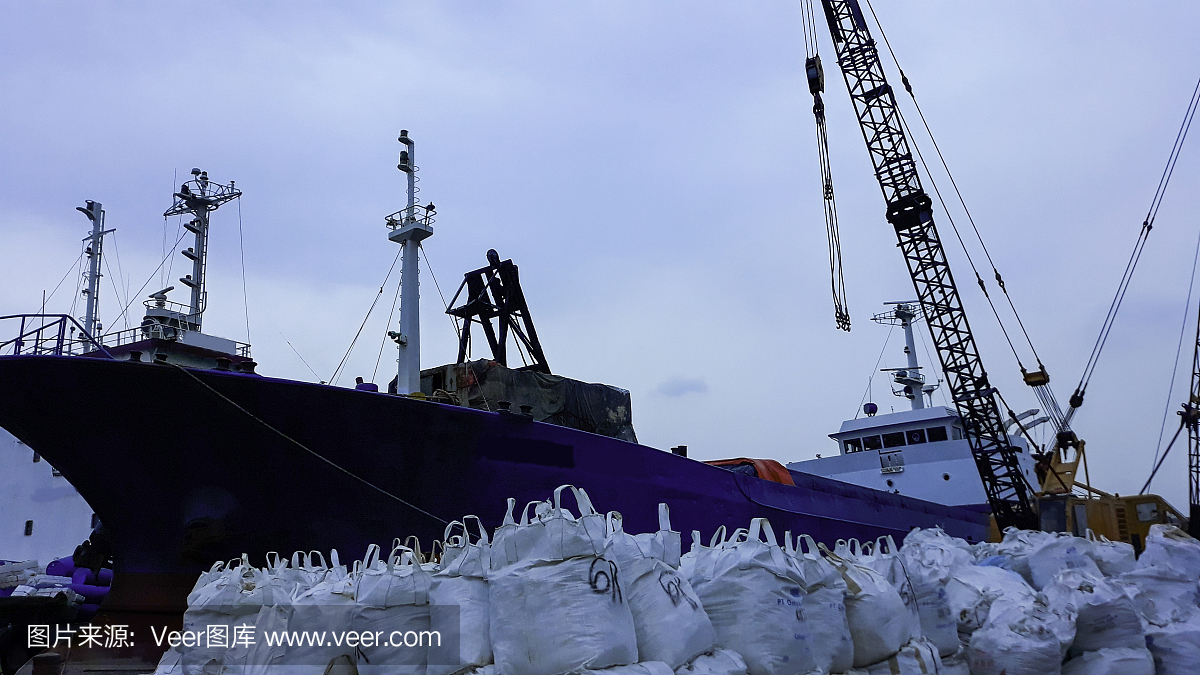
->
[1136,524,1200,578]
[488,486,637,675]
[188,560,229,596]
[896,531,966,656]
[673,650,748,675]
[184,555,264,619]
[822,543,913,668]
[993,527,1052,584]
[181,555,266,675]
[289,550,339,591]
[429,517,492,675]
[966,603,1065,675]
[242,603,291,675]
[899,528,975,574]
[1061,647,1154,675]
[354,544,433,675]
[780,532,857,672]
[689,519,853,675]
[1145,615,1200,675]
[1082,530,1135,577]
[276,550,358,675]
[1117,565,1200,624]
[860,537,923,645]
[607,507,715,669]
[1027,533,1102,590]
[943,564,1034,636]
[1043,569,1144,657]
[860,638,942,675]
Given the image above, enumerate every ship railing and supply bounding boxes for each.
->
[385,203,437,229]
[143,297,200,319]
[0,314,115,359]
[101,323,253,358]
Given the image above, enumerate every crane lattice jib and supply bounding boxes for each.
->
[1186,298,1200,537]
[820,0,1037,530]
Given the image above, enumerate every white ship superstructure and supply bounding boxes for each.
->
[789,302,1040,508]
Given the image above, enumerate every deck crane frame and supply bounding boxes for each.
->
[817,0,1038,530]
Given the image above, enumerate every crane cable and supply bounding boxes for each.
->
[1070,74,1200,422]
[1151,226,1200,469]
[801,0,851,331]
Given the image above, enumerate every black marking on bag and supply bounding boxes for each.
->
[657,570,698,610]
[589,558,622,602]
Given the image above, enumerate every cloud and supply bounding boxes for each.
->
[655,377,708,398]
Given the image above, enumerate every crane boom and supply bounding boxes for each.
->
[818,0,1038,530]
[1185,299,1200,538]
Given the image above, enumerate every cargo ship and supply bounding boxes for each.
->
[0,142,988,654]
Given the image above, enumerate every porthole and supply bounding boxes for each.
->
[943,473,950,481]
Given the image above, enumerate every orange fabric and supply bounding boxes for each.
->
[704,458,796,486]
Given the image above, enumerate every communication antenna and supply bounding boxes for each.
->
[162,169,241,331]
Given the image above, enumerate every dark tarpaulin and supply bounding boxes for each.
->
[420,360,637,443]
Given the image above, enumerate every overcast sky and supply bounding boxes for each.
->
[3,1,1200,509]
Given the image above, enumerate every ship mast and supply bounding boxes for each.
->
[387,130,434,394]
[163,168,241,331]
[76,200,114,340]
[874,302,937,410]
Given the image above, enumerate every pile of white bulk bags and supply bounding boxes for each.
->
[157,490,1200,675]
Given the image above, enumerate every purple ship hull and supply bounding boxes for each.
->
[0,354,985,615]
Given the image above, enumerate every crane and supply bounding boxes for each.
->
[815,0,1038,530]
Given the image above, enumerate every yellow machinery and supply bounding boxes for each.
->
[989,439,1190,548]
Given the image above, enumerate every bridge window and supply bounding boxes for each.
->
[882,432,906,449]
[862,435,883,451]
[843,438,863,453]
[906,429,927,445]
[927,426,948,442]
[952,426,963,440]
